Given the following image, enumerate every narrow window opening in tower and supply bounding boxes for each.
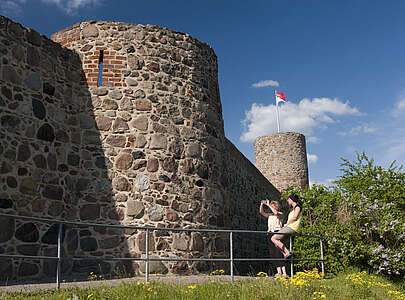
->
[97,50,104,87]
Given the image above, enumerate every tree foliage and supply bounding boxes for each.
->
[291,153,404,280]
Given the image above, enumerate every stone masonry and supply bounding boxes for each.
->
[254,132,309,192]
[0,16,307,281]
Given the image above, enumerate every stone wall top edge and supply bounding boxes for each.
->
[51,19,216,55]
[254,132,305,142]
[0,14,76,53]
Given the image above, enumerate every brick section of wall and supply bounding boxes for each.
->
[254,132,309,192]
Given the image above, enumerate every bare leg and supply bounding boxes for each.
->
[281,265,287,277]
[276,266,282,275]
[271,235,290,257]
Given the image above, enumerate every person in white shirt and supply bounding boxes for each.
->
[260,199,287,277]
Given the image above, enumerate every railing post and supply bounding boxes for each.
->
[320,237,325,275]
[230,232,234,283]
[289,235,293,277]
[145,228,149,282]
[56,223,63,289]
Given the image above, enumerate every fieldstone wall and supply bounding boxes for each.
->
[254,132,309,192]
[0,15,307,281]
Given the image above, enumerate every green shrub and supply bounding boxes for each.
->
[292,153,405,280]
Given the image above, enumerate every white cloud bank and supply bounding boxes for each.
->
[307,153,318,164]
[0,0,26,16]
[338,125,375,136]
[41,0,98,14]
[252,80,279,88]
[240,97,361,142]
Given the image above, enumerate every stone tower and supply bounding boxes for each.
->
[0,16,282,280]
[254,132,309,192]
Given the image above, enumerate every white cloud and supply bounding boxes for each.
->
[307,153,318,164]
[338,124,375,136]
[240,97,360,142]
[395,99,405,110]
[41,0,98,14]
[252,80,279,88]
[307,136,320,143]
[0,0,26,16]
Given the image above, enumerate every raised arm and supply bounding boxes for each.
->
[259,200,270,218]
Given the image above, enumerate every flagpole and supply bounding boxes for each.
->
[275,90,280,133]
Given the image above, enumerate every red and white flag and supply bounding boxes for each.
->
[275,91,287,105]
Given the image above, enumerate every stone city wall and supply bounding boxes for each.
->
[0,16,305,281]
[254,132,309,192]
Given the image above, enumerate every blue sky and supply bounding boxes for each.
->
[2,0,405,185]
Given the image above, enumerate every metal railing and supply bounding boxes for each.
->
[0,213,325,289]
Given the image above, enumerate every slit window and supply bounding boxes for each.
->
[97,50,104,87]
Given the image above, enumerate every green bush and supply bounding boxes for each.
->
[292,153,405,280]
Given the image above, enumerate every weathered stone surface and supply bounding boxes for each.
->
[0,259,13,281]
[112,117,129,132]
[80,237,98,251]
[169,140,184,159]
[99,236,121,249]
[6,177,17,188]
[80,204,100,220]
[0,161,13,174]
[134,89,146,99]
[134,134,147,148]
[128,55,144,70]
[146,62,160,73]
[106,135,126,147]
[190,233,204,251]
[95,116,112,130]
[162,157,177,172]
[32,198,46,212]
[15,223,39,242]
[131,116,148,131]
[32,154,45,169]
[137,231,155,253]
[48,201,64,216]
[148,205,164,221]
[166,211,178,222]
[17,143,31,162]
[1,115,20,131]
[56,130,69,142]
[43,82,55,95]
[139,259,168,274]
[32,99,46,120]
[134,174,149,192]
[173,233,189,250]
[25,73,41,90]
[79,114,94,129]
[82,24,99,38]
[42,185,63,200]
[66,230,78,252]
[2,66,21,84]
[135,100,152,111]
[147,158,159,172]
[126,78,138,86]
[0,217,14,242]
[112,176,129,191]
[0,198,13,209]
[20,178,38,196]
[93,87,108,96]
[110,89,123,100]
[83,130,101,144]
[81,44,93,52]
[149,134,167,150]
[127,200,144,218]
[18,262,39,277]
[103,99,118,110]
[47,153,57,170]
[115,153,133,170]
[185,143,201,158]
[16,244,40,256]
[37,123,55,142]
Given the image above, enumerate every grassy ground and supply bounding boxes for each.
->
[1,269,404,300]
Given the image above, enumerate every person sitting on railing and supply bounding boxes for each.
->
[260,199,287,277]
[271,193,303,259]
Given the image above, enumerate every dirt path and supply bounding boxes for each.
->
[0,275,261,293]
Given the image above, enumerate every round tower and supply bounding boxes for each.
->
[254,132,309,192]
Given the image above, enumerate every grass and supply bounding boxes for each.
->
[1,269,404,300]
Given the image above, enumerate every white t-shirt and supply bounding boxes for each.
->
[267,215,282,232]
